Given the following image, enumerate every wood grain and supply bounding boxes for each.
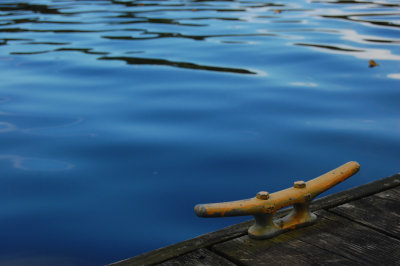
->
[213,210,400,265]
[156,248,236,266]
[110,173,400,266]
[329,186,400,239]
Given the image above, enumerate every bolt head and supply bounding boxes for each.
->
[256,191,269,200]
[294,181,306,188]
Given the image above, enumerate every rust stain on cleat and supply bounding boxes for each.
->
[194,161,360,239]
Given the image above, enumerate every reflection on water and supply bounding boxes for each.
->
[295,42,400,60]
[0,3,61,15]
[0,121,16,132]
[1,0,399,71]
[295,42,363,52]
[99,55,256,74]
[388,73,400,79]
[322,13,400,28]
[0,113,91,137]
[0,0,399,265]
[0,154,74,171]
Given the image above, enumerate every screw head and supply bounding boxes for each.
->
[294,181,306,188]
[256,191,269,200]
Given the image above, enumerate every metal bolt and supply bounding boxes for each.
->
[294,181,306,188]
[256,191,269,200]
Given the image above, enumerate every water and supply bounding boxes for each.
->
[0,0,399,264]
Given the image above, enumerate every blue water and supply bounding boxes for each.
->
[0,0,399,264]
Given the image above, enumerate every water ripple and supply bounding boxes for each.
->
[0,3,62,15]
[1,0,399,71]
[0,0,399,265]
[0,154,74,171]
[98,56,256,74]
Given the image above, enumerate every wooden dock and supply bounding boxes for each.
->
[111,173,400,265]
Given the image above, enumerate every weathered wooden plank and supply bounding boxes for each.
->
[309,173,400,211]
[329,185,400,239]
[109,223,248,266]
[156,248,236,266]
[110,173,400,266]
[213,210,400,265]
[212,232,355,266]
[213,211,400,265]
[298,210,400,265]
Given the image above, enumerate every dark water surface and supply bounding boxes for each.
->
[0,0,399,264]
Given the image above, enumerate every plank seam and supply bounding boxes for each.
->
[326,209,400,241]
[206,246,244,266]
[311,174,400,211]
[290,216,370,264]
[110,174,400,265]
[293,238,360,265]
[295,235,371,264]
[150,233,249,266]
